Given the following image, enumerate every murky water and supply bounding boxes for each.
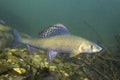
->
[0,1,120,79]
[0,0,120,44]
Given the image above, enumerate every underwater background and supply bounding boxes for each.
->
[0,0,120,80]
[0,0,120,44]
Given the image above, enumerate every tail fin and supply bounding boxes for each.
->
[12,29,22,47]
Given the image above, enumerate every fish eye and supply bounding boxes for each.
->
[90,45,93,50]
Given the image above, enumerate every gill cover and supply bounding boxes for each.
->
[70,42,102,57]
[78,42,102,54]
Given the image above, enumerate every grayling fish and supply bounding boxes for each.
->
[13,23,102,61]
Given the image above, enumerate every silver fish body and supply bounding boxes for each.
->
[19,34,102,57]
[13,23,102,61]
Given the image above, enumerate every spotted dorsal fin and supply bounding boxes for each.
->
[38,23,70,38]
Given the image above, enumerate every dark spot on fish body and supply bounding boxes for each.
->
[90,45,93,50]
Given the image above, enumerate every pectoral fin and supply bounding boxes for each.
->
[47,50,58,61]
[70,51,80,57]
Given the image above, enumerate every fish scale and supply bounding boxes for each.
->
[13,23,102,61]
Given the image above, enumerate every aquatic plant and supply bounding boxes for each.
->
[0,45,120,80]
[0,23,120,80]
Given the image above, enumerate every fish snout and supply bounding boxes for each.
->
[94,45,102,52]
[98,46,102,51]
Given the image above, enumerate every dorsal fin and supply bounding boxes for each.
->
[38,23,70,38]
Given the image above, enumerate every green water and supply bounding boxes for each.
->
[0,1,120,79]
[0,0,120,44]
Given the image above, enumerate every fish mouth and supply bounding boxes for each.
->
[93,45,102,53]
[97,46,102,52]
